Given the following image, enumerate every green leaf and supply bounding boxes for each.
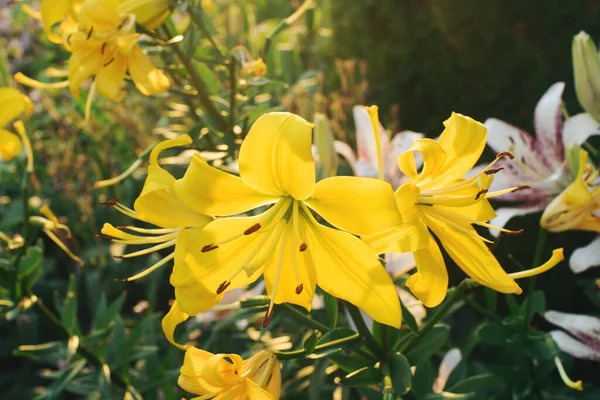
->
[410,361,435,399]
[17,245,42,279]
[192,61,224,95]
[323,292,338,329]
[476,321,510,345]
[422,393,475,400]
[448,374,498,396]
[520,333,559,361]
[35,359,87,399]
[400,300,419,333]
[329,353,372,374]
[519,290,546,324]
[308,358,329,400]
[338,366,383,387]
[303,330,318,354]
[307,328,359,360]
[111,345,159,369]
[60,275,80,334]
[13,341,67,365]
[388,352,411,394]
[405,324,449,366]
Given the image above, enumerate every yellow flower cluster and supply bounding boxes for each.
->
[98,110,566,398]
[16,0,171,101]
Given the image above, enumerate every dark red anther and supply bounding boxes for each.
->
[484,167,504,175]
[201,244,219,253]
[488,235,502,252]
[216,281,231,294]
[101,42,107,55]
[95,234,114,240]
[299,243,308,252]
[504,228,524,236]
[511,185,530,192]
[103,57,115,67]
[100,199,120,206]
[474,189,488,200]
[496,151,514,160]
[244,223,261,235]
[295,284,304,295]
[262,308,274,328]
[86,26,94,40]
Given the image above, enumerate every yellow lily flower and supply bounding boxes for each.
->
[363,112,531,308]
[100,135,212,282]
[169,112,402,329]
[16,0,170,101]
[178,347,281,400]
[0,88,33,164]
[540,149,600,233]
[116,0,171,30]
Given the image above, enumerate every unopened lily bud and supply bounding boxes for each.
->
[117,0,171,30]
[573,31,600,122]
[313,113,338,178]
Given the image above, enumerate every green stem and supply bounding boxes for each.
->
[345,303,386,360]
[464,297,502,322]
[522,229,547,331]
[275,333,360,360]
[281,303,330,332]
[226,56,238,158]
[162,26,228,133]
[399,279,472,353]
[188,6,224,60]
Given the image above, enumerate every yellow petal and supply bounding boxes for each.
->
[305,214,402,328]
[435,112,487,185]
[116,0,171,30]
[304,176,402,236]
[263,222,316,311]
[362,218,429,254]
[239,112,316,200]
[40,0,71,44]
[133,136,212,228]
[0,129,22,162]
[203,353,244,387]
[178,346,222,395]
[246,379,276,400]
[174,153,279,216]
[426,216,522,294]
[68,46,105,98]
[398,138,446,184]
[171,216,269,302]
[161,300,190,350]
[79,0,122,31]
[128,47,170,96]
[394,182,420,220]
[0,88,33,127]
[95,54,127,101]
[406,235,449,308]
[435,184,497,222]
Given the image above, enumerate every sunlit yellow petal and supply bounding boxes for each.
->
[239,112,316,200]
[95,54,127,101]
[304,176,402,236]
[406,235,448,308]
[171,217,268,302]
[161,300,190,349]
[203,353,244,387]
[174,153,279,216]
[398,138,446,184]
[178,346,221,395]
[133,136,212,228]
[68,47,105,98]
[435,184,497,222]
[394,182,420,220]
[0,88,33,127]
[362,218,429,254]
[306,216,401,328]
[117,0,170,30]
[0,129,22,162]
[426,216,522,294]
[128,47,170,96]
[263,223,316,311]
[79,0,122,31]
[40,0,71,44]
[246,379,276,400]
[435,112,487,185]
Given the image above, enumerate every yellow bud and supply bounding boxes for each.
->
[573,31,600,122]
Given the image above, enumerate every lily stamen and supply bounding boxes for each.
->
[115,253,175,283]
[116,238,177,258]
[244,223,261,235]
[508,249,564,280]
[299,243,308,252]
[263,227,290,327]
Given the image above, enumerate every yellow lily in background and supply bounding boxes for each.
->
[364,112,550,307]
[0,88,33,165]
[169,112,402,330]
[541,149,600,233]
[16,0,170,101]
[178,347,281,399]
[117,0,171,30]
[100,135,213,284]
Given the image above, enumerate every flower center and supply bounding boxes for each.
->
[415,152,526,248]
[201,197,309,327]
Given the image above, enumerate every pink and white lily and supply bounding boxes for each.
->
[481,82,600,232]
[545,310,600,361]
